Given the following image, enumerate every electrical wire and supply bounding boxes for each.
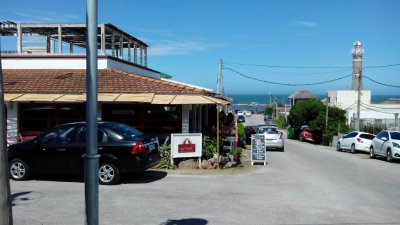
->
[359,102,399,114]
[363,75,400,88]
[223,67,352,86]
[225,61,400,69]
[225,65,353,75]
[359,102,400,110]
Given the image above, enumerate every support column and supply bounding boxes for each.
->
[140,45,143,66]
[182,105,190,133]
[134,43,137,64]
[17,23,22,54]
[144,47,147,67]
[58,24,62,54]
[100,25,106,54]
[69,43,73,53]
[111,32,115,56]
[395,113,399,131]
[128,41,131,62]
[119,35,123,59]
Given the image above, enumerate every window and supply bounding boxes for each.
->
[390,132,400,141]
[42,125,76,144]
[76,126,106,143]
[359,134,375,140]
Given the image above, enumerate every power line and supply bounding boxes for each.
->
[224,61,400,69]
[364,75,400,88]
[225,65,353,75]
[223,67,351,86]
[360,103,399,114]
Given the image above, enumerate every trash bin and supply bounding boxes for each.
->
[287,127,295,139]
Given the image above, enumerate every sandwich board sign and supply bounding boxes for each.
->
[251,134,266,165]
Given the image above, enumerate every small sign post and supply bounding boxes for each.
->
[251,134,266,166]
[171,133,202,168]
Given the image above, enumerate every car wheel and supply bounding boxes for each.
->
[99,163,120,185]
[369,146,375,159]
[281,147,284,152]
[350,144,356,154]
[386,149,393,163]
[337,143,341,152]
[9,158,30,181]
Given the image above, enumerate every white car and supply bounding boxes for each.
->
[337,131,375,153]
[244,111,252,117]
[370,130,400,162]
[258,125,284,151]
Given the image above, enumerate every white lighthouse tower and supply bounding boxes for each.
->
[351,41,364,90]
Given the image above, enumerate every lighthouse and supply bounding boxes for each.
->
[351,41,364,90]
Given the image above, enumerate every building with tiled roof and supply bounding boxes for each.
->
[1,21,229,143]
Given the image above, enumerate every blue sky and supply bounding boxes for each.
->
[1,0,399,96]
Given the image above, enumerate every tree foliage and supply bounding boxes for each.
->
[264,106,273,116]
[287,99,349,145]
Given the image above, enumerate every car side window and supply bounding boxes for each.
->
[42,125,76,145]
[344,132,355,138]
[376,132,384,139]
[76,126,106,143]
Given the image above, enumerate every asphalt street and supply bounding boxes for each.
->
[9,114,400,225]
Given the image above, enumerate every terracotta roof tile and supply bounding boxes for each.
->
[3,68,212,95]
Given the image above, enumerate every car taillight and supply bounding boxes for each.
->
[357,138,363,143]
[132,141,145,154]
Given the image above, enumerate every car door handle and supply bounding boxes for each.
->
[98,147,103,150]
[56,148,66,152]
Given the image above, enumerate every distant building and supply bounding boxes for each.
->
[288,90,319,106]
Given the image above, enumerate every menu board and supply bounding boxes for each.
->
[251,134,266,165]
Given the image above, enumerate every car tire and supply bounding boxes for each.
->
[337,143,341,152]
[280,147,284,152]
[9,158,30,181]
[99,163,120,185]
[350,144,356,154]
[386,149,393,163]
[369,146,375,159]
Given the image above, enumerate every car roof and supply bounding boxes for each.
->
[258,125,278,129]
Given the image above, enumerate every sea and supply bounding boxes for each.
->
[227,94,400,113]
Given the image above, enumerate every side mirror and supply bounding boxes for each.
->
[381,137,388,141]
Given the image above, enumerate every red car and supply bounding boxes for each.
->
[299,127,314,143]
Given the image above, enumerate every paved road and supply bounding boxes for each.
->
[10,115,400,225]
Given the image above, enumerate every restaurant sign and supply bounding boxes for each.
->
[171,133,202,159]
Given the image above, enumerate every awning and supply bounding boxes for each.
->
[4,93,230,105]
[115,93,154,103]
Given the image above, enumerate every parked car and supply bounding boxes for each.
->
[258,125,284,151]
[237,115,246,123]
[337,131,375,153]
[8,121,160,185]
[370,130,400,162]
[298,127,314,143]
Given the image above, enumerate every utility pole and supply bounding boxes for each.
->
[217,59,223,95]
[325,94,329,131]
[356,72,361,131]
[0,40,13,225]
[351,41,364,131]
[84,1,100,225]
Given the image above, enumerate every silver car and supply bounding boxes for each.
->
[337,131,375,153]
[370,130,400,162]
[258,125,284,151]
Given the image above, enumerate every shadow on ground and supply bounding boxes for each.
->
[160,218,208,225]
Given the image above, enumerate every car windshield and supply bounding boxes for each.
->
[390,132,400,140]
[259,127,279,134]
[102,123,142,140]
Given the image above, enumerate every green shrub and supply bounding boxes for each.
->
[158,145,176,169]
[202,137,217,159]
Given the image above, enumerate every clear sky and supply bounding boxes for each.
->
[1,0,399,96]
